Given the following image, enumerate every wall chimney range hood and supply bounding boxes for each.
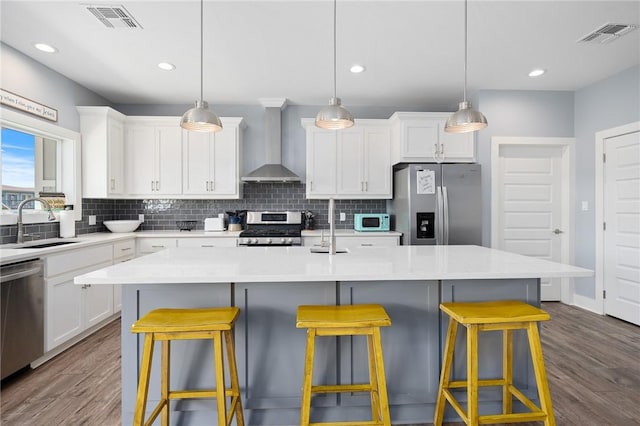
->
[241,98,300,183]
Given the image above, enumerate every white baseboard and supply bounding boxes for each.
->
[571,293,602,315]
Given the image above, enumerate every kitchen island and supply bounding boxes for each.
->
[75,245,591,425]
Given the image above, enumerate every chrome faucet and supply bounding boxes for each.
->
[328,198,336,255]
[17,197,56,244]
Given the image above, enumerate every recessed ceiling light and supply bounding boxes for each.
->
[157,62,176,71]
[34,43,57,53]
[350,64,365,74]
[528,69,546,77]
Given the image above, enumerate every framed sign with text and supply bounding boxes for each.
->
[0,89,58,122]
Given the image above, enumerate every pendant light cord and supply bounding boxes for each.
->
[332,0,337,100]
[200,0,204,103]
[463,0,468,102]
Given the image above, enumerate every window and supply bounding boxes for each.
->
[0,107,81,224]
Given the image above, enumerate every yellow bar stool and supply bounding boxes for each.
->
[130,307,244,426]
[434,300,555,426]
[296,304,392,426]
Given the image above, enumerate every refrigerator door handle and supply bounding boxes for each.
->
[443,186,450,245]
[436,186,443,244]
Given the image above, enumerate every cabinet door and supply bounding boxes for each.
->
[84,282,114,328]
[363,127,392,197]
[336,128,365,195]
[155,125,182,194]
[177,238,238,248]
[107,117,125,194]
[439,127,476,162]
[400,118,441,160]
[182,131,211,194]
[126,125,157,194]
[46,275,83,351]
[137,238,177,255]
[306,128,336,198]
[211,126,238,195]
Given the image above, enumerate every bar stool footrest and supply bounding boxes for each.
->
[309,421,387,426]
[311,384,375,394]
[169,388,238,399]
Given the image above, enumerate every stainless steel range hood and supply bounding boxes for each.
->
[241,99,300,183]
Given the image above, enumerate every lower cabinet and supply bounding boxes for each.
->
[113,239,136,312]
[302,234,400,249]
[45,244,114,351]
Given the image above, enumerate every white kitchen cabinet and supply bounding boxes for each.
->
[125,117,182,196]
[113,239,136,312]
[137,237,178,255]
[304,119,392,199]
[302,233,400,249]
[45,244,114,351]
[77,106,126,197]
[177,238,238,248]
[389,112,475,163]
[182,117,244,198]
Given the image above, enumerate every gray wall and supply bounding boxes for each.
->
[1,43,110,131]
[573,65,640,299]
[475,89,576,246]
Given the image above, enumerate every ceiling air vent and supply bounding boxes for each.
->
[578,23,637,44]
[86,5,142,29]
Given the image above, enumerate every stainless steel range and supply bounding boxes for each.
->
[238,211,302,246]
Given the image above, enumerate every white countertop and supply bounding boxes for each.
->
[0,233,137,264]
[74,245,592,285]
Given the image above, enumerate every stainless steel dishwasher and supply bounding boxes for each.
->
[1,258,45,380]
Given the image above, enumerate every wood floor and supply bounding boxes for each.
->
[2,302,639,425]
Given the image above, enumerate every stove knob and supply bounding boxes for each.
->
[252,239,259,244]
[280,238,286,244]
[286,238,293,244]
[266,238,272,244]
[244,238,252,245]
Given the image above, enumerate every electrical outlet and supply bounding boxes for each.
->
[581,201,588,212]
[88,215,96,226]
[139,214,145,222]
[339,212,346,221]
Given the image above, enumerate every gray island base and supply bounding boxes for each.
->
[75,245,592,425]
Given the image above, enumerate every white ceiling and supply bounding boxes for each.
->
[2,1,639,109]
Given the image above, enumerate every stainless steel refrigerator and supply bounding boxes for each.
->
[387,163,482,245]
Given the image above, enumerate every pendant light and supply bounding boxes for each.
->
[315,0,354,130]
[180,0,222,132]
[444,0,487,134]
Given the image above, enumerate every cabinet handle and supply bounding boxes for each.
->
[364,181,368,192]
[82,284,92,289]
[310,181,313,191]
[110,178,115,190]
[361,243,374,246]
[201,244,215,247]
[210,180,214,191]
[151,180,155,191]
[120,247,132,252]
[206,181,210,191]
[156,180,160,191]
[151,245,165,248]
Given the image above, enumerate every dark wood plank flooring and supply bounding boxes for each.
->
[2,302,639,425]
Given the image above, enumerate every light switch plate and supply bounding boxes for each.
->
[88,215,96,226]
[139,214,145,222]
[581,201,588,212]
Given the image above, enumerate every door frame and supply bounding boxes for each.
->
[491,136,576,303]
[594,121,640,315]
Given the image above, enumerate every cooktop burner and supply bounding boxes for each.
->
[238,211,302,246]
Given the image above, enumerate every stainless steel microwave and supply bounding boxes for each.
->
[354,214,390,232]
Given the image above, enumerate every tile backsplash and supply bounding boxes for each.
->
[0,183,386,244]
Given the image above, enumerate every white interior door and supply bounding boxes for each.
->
[604,131,640,325]
[496,144,566,301]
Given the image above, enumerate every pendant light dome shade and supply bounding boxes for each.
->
[180,0,222,133]
[315,97,354,129]
[444,0,487,134]
[315,0,354,130]
[444,100,487,134]
[181,100,222,132]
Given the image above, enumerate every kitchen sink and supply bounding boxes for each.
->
[7,239,81,249]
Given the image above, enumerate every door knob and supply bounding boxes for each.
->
[553,228,564,234]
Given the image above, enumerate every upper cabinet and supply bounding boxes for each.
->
[125,117,182,196]
[389,112,476,164]
[77,106,126,198]
[182,117,244,199]
[304,119,392,199]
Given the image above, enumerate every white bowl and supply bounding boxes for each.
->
[103,220,141,233]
